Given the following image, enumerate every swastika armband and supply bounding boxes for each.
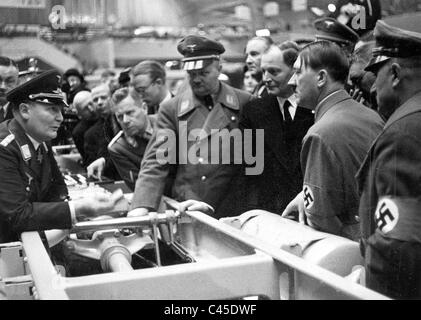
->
[303,185,314,210]
[374,197,421,243]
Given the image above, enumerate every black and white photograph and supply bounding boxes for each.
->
[0,0,420,304]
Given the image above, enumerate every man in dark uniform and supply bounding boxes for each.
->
[314,17,360,55]
[282,41,384,241]
[108,87,156,191]
[129,35,252,218]
[0,56,19,123]
[357,20,421,299]
[0,70,123,244]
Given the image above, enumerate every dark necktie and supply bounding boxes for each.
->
[0,107,4,122]
[36,146,44,164]
[283,100,292,124]
[204,95,214,110]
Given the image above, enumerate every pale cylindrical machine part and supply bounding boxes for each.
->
[100,246,133,273]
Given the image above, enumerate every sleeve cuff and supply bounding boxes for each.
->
[68,201,77,225]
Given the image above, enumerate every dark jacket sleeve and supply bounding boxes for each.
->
[0,146,71,242]
[130,100,177,210]
[108,144,139,191]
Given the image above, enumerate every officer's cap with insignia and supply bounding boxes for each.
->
[7,69,68,108]
[365,20,421,73]
[177,35,225,71]
[314,17,359,48]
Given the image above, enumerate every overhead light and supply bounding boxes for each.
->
[256,29,270,37]
[310,7,325,17]
[328,4,337,12]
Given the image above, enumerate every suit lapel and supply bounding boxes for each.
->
[261,95,290,167]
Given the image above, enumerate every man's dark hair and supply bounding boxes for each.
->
[279,41,300,69]
[111,87,130,106]
[300,41,350,84]
[351,40,375,65]
[131,60,166,83]
[0,56,18,69]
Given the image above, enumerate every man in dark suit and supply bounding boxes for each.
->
[0,70,123,244]
[84,84,120,180]
[244,36,273,98]
[0,56,19,123]
[240,41,314,215]
[71,90,98,165]
[130,60,173,114]
[108,87,156,191]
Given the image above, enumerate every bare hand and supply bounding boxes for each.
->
[127,207,150,217]
[87,157,105,180]
[351,88,364,103]
[74,189,124,219]
[178,200,214,215]
[281,191,307,225]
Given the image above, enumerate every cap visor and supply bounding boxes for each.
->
[183,59,213,71]
[365,55,390,72]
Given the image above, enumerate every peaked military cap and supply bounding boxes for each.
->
[177,35,225,71]
[7,69,67,107]
[365,20,421,72]
[314,17,359,47]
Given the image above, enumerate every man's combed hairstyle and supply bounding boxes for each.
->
[351,40,375,65]
[111,87,130,106]
[0,56,18,69]
[278,41,300,69]
[131,60,166,83]
[299,41,350,84]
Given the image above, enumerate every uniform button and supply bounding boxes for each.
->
[198,158,204,164]
[231,116,236,121]
[201,176,206,181]
[208,106,212,110]
[26,187,30,192]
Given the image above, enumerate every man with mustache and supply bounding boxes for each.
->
[129,35,252,218]
[357,21,421,299]
[282,41,383,241]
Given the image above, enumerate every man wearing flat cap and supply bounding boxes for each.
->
[357,20,421,299]
[0,70,123,244]
[314,17,359,54]
[129,35,253,218]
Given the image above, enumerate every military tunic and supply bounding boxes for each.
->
[131,82,252,217]
[357,91,421,299]
[301,90,383,240]
[0,119,71,243]
[108,116,154,191]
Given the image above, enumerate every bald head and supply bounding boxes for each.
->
[73,91,97,121]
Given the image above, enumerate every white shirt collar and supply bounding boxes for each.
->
[277,94,298,121]
[26,134,41,151]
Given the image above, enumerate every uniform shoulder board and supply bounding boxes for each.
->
[0,134,15,147]
[108,130,123,149]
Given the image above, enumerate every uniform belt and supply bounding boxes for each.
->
[374,196,421,243]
